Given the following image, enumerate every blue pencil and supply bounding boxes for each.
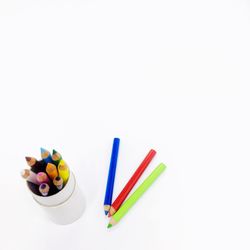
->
[104,138,120,215]
[40,147,53,164]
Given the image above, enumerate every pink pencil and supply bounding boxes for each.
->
[36,172,50,184]
[21,169,40,185]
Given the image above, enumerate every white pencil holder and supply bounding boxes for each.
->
[31,172,86,225]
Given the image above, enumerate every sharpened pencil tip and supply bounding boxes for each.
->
[107,224,112,228]
[25,156,31,162]
[52,149,58,155]
[105,211,108,215]
[40,147,46,154]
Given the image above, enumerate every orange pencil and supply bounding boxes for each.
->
[46,163,58,180]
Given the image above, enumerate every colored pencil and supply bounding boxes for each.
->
[52,149,62,166]
[21,169,40,185]
[46,163,58,180]
[108,149,156,216]
[23,149,70,197]
[41,148,53,164]
[53,176,63,190]
[104,138,120,215]
[36,172,50,184]
[58,160,70,184]
[39,183,50,196]
[25,157,46,173]
[107,163,166,228]
[25,157,37,167]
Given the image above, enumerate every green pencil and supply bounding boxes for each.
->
[107,163,166,228]
[52,149,62,166]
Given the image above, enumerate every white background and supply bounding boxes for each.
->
[0,0,250,249]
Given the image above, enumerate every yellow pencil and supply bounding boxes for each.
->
[58,160,70,184]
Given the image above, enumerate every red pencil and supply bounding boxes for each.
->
[108,149,156,217]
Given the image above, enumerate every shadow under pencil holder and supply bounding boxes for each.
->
[30,171,86,225]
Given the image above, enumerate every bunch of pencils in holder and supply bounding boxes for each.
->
[104,138,167,228]
[21,148,70,197]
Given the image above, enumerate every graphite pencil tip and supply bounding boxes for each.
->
[107,224,112,228]
[105,211,108,215]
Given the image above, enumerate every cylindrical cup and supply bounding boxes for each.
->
[31,172,86,225]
